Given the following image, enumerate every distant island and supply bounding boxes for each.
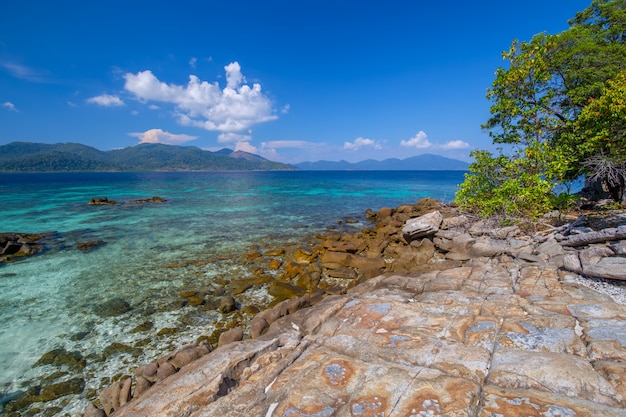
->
[0,142,470,172]
[295,154,469,170]
[0,142,293,172]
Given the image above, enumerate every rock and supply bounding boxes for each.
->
[249,316,269,338]
[268,280,306,300]
[156,361,177,381]
[93,298,131,317]
[218,296,237,314]
[470,237,507,258]
[169,343,212,368]
[110,258,626,417]
[84,402,106,417]
[37,377,85,402]
[132,196,166,204]
[378,207,394,218]
[99,379,126,416]
[264,248,285,256]
[218,327,244,347]
[34,348,86,372]
[133,376,152,399]
[610,240,626,255]
[77,240,105,251]
[401,210,443,241]
[583,257,626,280]
[88,197,118,205]
[444,233,476,261]
[441,215,469,230]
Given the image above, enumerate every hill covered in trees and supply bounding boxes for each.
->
[0,142,294,172]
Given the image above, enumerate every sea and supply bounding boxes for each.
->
[0,170,465,415]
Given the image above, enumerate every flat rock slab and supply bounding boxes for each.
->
[114,257,626,417]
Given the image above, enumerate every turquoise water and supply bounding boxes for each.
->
[0,170,464,415]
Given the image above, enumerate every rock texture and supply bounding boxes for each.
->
[110,258,626,416]
[83,203,626,417]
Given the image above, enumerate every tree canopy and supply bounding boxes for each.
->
[456,0,626,218]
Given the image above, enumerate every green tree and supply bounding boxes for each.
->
[572,71,626,201]
[456,0,626,218]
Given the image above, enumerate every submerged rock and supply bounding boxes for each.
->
[88,197,118,205]
[93,298,132,317]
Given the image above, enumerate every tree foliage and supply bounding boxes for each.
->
[456,0,626,218]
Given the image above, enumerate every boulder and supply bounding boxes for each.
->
[218,296,237,314]
[218,328,244,347]
[401,211,443,241]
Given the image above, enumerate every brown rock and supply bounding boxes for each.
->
[378,207,394,218]
[264,248,285,256]
[249,316,269,338]
[84,402,106,417]
[133,376,152,399]
[218,296,237,313]
[156,361,177,381]
[268,259,282,269]
[218,327,244,347]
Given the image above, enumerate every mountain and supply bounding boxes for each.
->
[0,142,294,172]
[294,154,469,170]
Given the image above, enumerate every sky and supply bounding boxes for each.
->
[0,0,593,164]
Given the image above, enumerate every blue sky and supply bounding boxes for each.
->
[1,0,592,163]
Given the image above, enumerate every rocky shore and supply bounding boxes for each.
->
[73,199,626,417]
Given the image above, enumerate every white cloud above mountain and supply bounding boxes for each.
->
[123,62,277,134]
[343,137,383,151]
[401,131,469,151]
[128,128,198,145]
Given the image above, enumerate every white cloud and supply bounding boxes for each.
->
[87,94,125,107]
[441,140,470,150]
[124,62,276,134]
[281,104,290,114]
[235,141,258,153]
[2,101,18,112]
[148,104,160,110]
[343,137,383,151]
[400,131,432,149]
[128,128,198,145]
[218,132,252,143]
[1,61,49,83]
[262,140,313,149]
[189,57,197,68]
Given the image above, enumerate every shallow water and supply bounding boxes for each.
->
[0,170,464,415]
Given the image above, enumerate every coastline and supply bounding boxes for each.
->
[88,200,626,416]
[4,198,626,416]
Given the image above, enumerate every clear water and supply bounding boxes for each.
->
[0,170,464,415]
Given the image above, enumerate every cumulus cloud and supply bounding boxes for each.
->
[441,140,470,150]
[123,62,276,134]
[87,94,125,107]
[218,132,252,143]
[343,137,383,151]
[400,131,432,149]
[2,101,18,112]
[400,131,471,151]
[234,141,258,154]
[128,128,198,145]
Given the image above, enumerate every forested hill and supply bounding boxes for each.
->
[0,142,294,172]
